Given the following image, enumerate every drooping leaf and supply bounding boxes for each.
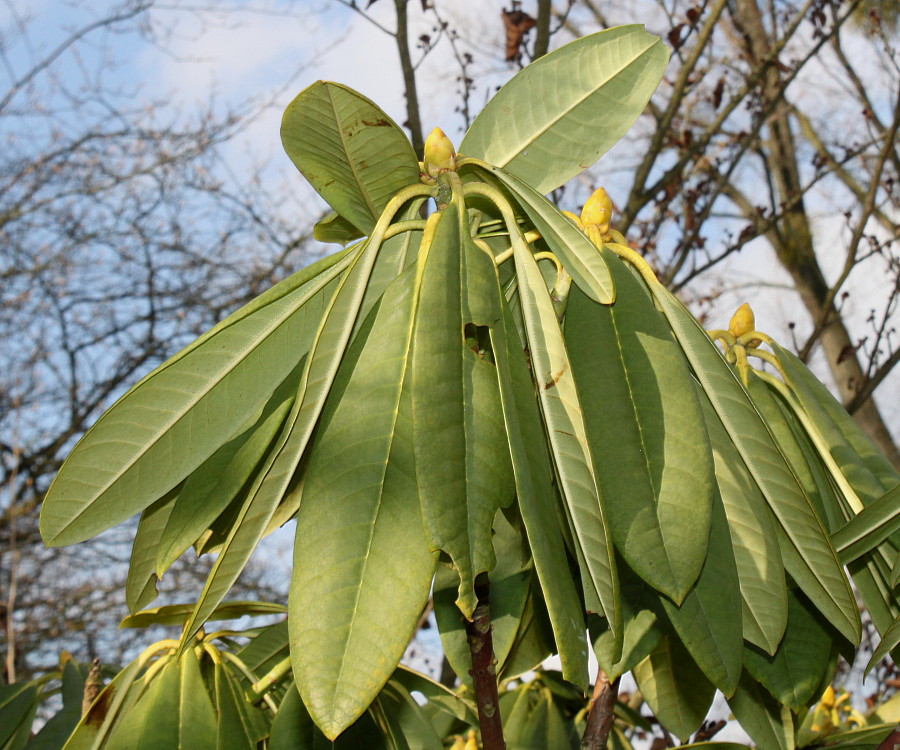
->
[314,211,365,245]
[513,235,620,648]
[213,663,270,750]
[659,494,742,697]
[467,160,615,304]
[119,601,286,629]
[567,251,714,603]
[743,590,837,710]
[376,682,444,750]
[235,621,290,679]
[699,388,788,654]
[833,483,900,564]
[41,247,353,547]
[180,232,396,646]
[102,650,217,750]
[460,25,668,194]
[61,657,146,750]
[490,281,590,689]
[411,200,514,616]
[591,559,669,681]
[502,686,572,750]
[281,81,420,235]
[499,584,558,683]
[154,360,301,575]
[391,667,478,726]
[773,344,900,493]
[727,671,794,750]
[433,510,531,687]
[28,661,90,750]
[0,682,39,750]
[268,684,388,750]
[290,266,437,739]
[632,634,716,742]
[651,284,860,645]
[125,488,179,613]
[865,614,900,675]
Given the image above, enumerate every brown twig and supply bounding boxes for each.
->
[581,669,620,750]
[875,726,900,750]
[693,719,727,742]
[466,573,506,750]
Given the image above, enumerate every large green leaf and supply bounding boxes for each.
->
[62,658,145,750]
[490,283,590,689]
[119,601,286,629]
[268,684,388,750]
[727,671,794,750]
[290,266,437,739]
[281,81,420,235]
[0,683,39,750]
[459,25,668,194]
[125,488,178,613]
[567,251,714,603]
[502,686,571,750]
[591,559,669,681]
[102,650,217,750]
[743,590,836,710]
[467,160,615,304]
[499,585,557,683]
[512,234,620,646]
[154,361,301,575]
[28,661,90,750]
[833,483,900,563]
[632,634,716,742]
[651,285,860,645]
[213,663,269,750]
[180,229,398,646]
[773,344,899,492]
[699,389,788,654]
[260,206,427,540]
[411,200,514,616]
[432,510,531,688]
[40,247,353,547]
[660,495,742,696]
[376,682,444,750]
[866,614,900,675]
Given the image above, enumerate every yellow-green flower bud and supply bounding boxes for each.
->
[423,127,457,178]
[728,303,755,338]
[580,187,613,231]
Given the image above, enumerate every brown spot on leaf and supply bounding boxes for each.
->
[543,364,567,390]
[361,118,391,127]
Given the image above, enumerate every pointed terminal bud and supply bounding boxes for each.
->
[728,303,756,338]
[423,127,457,178]
[581,187,613,231]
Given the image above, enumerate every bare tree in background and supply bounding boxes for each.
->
[345,0,899,467]
[0,0,320,681]
[3,0,897,692]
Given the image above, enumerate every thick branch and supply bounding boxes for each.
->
[466,574,505,750]
[581,670,619,750]
[394,0,425,156]
[533,0,552,59]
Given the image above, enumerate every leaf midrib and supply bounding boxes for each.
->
[486,39,656,171]
[50,257,350,540]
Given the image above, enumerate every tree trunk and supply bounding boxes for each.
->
[731,0,900,467]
